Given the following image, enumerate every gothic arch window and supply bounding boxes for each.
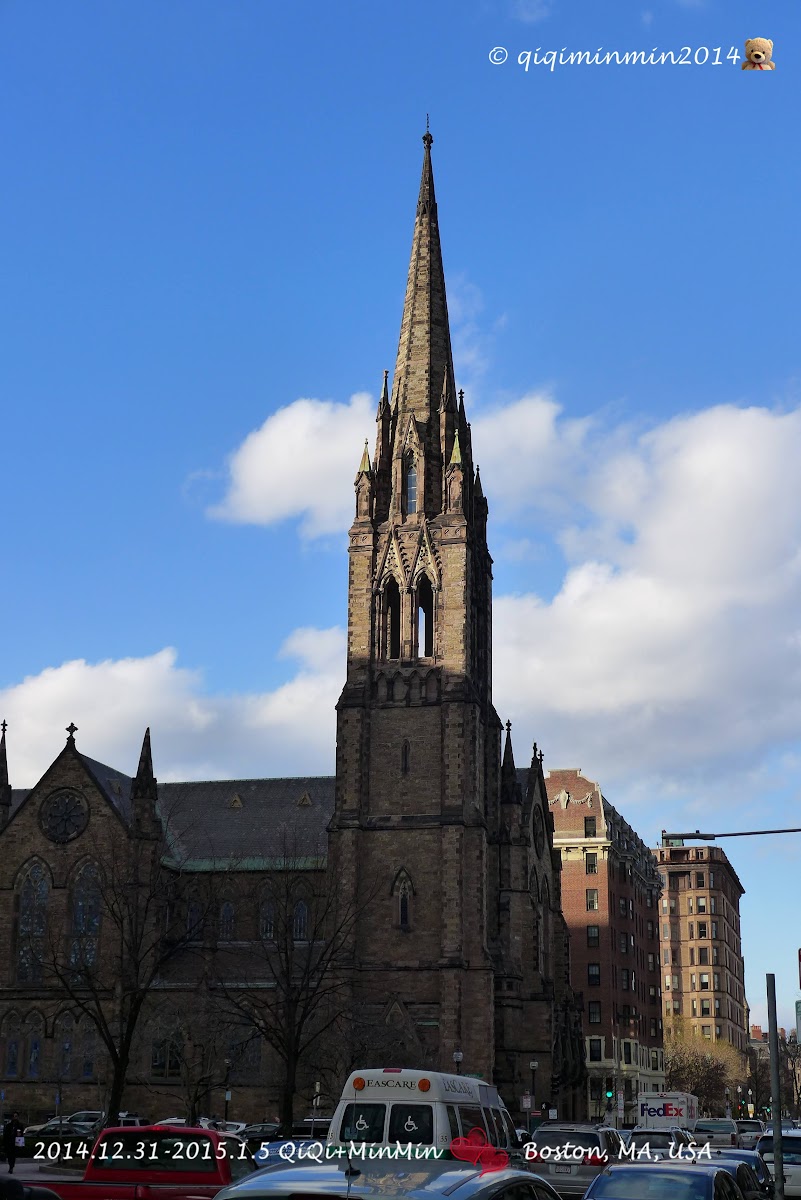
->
[259,899,274,941]
[70,863,101,977]
[401,741,410,776]
[391,869,414,931]
[417,575,434,658]
[24,1012,44,1079]
[2,1013,21,1077]
[293,900,308,941]
[219,901,235,941]
[54,1013,73,1080]
[384,577,401,660]
[541,879,552,981]
[80,1023,95,1079]
[17,861,50,983]
[187,898,203,939]
[403,453,417,516]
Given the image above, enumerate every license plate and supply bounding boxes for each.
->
[554,1165,573,1174]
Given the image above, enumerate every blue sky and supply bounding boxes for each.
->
[2,0,800,1027]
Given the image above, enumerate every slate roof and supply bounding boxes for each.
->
[8,757,335,870]
[157,776,336,869]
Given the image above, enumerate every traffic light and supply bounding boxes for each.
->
[606,1089,614,1099]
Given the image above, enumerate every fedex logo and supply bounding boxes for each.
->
[640,1102,684,1118]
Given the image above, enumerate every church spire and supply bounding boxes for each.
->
[392,130,457,434]
[132,727,158,802]
[501,720,521,805]
[0,720,11,825]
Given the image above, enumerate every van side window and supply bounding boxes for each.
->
[387,1105,434,1145]
[340,1103,385,1143]
[500,1109,521,1148]
[457,1106,487,1140]
[484,1108,500,1146]
[446,1105,460,1140]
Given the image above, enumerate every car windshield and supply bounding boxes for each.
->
[629,1133,674,1148]
[590,1170,709,1199]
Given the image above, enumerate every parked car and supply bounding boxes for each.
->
[756,1133,801,1198]
[737,1122,766,1150]
[625,1128,694,1159]
[585,1162,748,1200]
[22,1120,92,1157]
[657,1156,766,1200]
[693,1118,739,1148]
[65,1111,103,1127]
[707,1149,775,1195]
[522,1123,626,1197]
[214,1162,563,1200]
[242,1123,282,1151]
[218,1122,248,1135]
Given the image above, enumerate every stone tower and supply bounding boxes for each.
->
[329,132,502,1075]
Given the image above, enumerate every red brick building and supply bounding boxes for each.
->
[546,769,665,1125]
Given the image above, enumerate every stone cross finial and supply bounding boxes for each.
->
[505,720,512,733]
[1,720,6,736]
[66,722,78,740]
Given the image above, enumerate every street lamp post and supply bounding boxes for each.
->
[529,1061,538,1136]
[452,1050,463,1076]
[737,1085,742,1114]
[224,1058,232,1124]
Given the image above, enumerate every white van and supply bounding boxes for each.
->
[327,1069,522,1159]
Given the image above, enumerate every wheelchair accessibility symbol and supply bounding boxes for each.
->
[356,1116,368,1131]
[404,1116,418,1132]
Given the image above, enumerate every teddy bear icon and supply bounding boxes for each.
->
[742,38,775,69]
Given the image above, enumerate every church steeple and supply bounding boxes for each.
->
[0,720,11,828]
[132,727,160,840]
[387,131,465,518]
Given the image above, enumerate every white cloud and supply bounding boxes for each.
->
[208,392,374,538]
[1,635,344,787]
[484,400,801,794]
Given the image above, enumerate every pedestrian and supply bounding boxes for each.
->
[3,1112,24,1173]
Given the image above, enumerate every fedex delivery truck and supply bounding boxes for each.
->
[636,1092,699,1129]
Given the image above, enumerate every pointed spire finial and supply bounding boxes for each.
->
[506,719,512,734]
[133,726,158,802]
[357,439,371,475]
[448,429,462,467]
[474,465,484,498]
[66,722,78,742]
[0,719,9,816]
[378,370,390,417]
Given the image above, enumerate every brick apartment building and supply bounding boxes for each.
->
[652,841,748,1058]
[546,769,665,1125]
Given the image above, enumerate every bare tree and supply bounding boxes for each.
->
[214,824,379,1133]
[143,987,256,1124]
[35,783,213,1128]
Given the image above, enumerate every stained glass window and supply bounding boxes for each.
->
[18,863,49,983]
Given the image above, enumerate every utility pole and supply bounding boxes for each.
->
[768,975,785,1200]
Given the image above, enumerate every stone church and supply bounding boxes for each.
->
[0,134,586,1126]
